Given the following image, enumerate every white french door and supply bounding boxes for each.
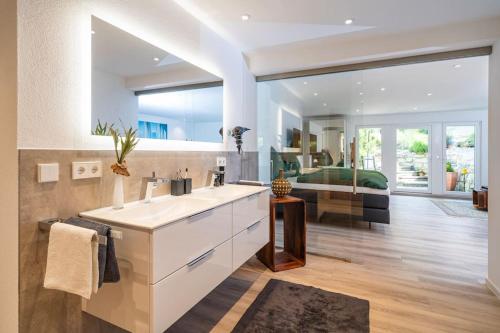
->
[395,127,432,193]
[443,122,480,193]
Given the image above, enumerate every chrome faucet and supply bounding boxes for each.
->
[141,171,169,203]
[211,167,225,187]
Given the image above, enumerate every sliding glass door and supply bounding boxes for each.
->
[444,124,477,193]
[396,127,431,192]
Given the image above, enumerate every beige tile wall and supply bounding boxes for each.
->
[19,149,258,333]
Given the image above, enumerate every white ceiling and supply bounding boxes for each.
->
[264,56,488,116]
[92,16,219,83]
[176,0,500,52]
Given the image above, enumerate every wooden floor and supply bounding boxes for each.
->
[205,195,500,333]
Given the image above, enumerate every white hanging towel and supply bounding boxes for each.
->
[44,222,99,299]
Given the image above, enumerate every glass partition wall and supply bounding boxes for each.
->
[257,72,367,262]
[257,55,487,261]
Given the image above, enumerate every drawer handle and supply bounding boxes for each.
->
[188,209,213,222]
[247,220,261,231]
[187,248,215,267]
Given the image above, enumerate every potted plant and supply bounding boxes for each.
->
[109,126,139,209]
[446,161,458,191]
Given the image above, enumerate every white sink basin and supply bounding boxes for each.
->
[80,184,269,230]
[189,185,256,199]
[106,196,215,222]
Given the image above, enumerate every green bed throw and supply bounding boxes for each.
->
[296,167,388,190]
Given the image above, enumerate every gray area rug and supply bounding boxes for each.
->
[232,279,370,333]
[431,199,488,219]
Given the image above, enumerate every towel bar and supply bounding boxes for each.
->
[38,218,121,246]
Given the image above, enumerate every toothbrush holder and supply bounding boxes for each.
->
[184,178,192,194]
[171,179,185,196]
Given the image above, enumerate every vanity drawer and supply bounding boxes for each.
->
[233,190,269,235]
[151,203,232,283]
[233,217,269,269]
[151,239,232,333]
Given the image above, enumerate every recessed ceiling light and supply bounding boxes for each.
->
[359,92,364,96]
[323,103,327,107]
[153,57,160,62]
[356,109,360,113]
[380,87,386,91]
[91,30,95,35]
[241,14,250,21]
[303,81,308,85]
[427,92,433,96]
[356,81,362,85]
[314,92,319,96]
[453,64,462,68]
[345,18,354,25]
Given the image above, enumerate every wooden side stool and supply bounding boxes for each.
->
[473,187,488,210]
[257,195,306,272]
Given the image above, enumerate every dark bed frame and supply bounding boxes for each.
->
[290,188,390,227]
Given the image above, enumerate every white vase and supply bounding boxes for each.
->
[113,174,124,209]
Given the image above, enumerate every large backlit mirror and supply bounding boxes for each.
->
[91,16,223,142]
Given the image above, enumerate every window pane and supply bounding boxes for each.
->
[396,128,429,191]
[358,128,382,171]
[445,125,475,192]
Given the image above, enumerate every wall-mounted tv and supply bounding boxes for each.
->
[286,128,302,148]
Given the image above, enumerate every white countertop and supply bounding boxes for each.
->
[80,184,270,230]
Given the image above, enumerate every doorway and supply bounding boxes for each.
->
[444,123,479,193]
[396,127,431,192]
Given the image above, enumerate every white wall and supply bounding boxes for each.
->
[488,41,500,297]
[248,17,500,76]
[18,0,256,152]
[346,109,488,195]
[0,0,18,331]
[257,81,305,182]
[92,69,138,130]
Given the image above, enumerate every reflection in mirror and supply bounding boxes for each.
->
[91,16,223,142]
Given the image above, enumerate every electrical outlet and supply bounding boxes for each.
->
[216,156,226,167]
[72,161,103,180]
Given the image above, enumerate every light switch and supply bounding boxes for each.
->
[72,161,103,180]
[37,163,59,183]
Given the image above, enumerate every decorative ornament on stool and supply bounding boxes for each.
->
[272,169,292,198]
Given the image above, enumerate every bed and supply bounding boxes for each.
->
[288,167,390,225]
[271,146,390,226]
